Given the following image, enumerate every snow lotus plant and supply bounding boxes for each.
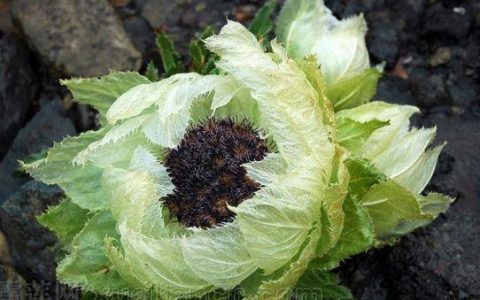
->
[24,0,453,299]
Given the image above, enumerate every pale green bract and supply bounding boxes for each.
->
[277,0,381,111]
[23,1,453,299]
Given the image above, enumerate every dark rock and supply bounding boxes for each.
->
[141,0,216,55]
[410,73,450,108]
[11,0,142,77]
[326,0,426,29]
[68,103,99,133]
[339,250,390,300]
[0,264,27,299]
[325,0,384,17]
[0,33,38,161]
[141,0,256,54]
[367,28,398,67]
[341,109,480,299]
[423,4,471,39]
[112,0,137,17]
[180,1,229,29]
[141,0,183,29]
[133,0,148,9]
[0,101,76,204]
[445,46,469,73]
[447,74,477,107]
[470,0,480,27]
[141,0,194,55]
[375,75,416,106]
[385,0,426,28]
[366,10,401,67]
[0,1,14,33]
[123,15,156,60]
[387,203,480,299]
[433,152,455,178]
[115,6,139,19]
[421,109,480,213]
[403,51,430,72]
[0,181,63,283]
[465,38,480,69]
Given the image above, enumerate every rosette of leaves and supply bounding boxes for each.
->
[23,0,453,299]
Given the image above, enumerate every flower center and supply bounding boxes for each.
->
[163,118,269,228]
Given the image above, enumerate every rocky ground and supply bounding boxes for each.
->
[0,0,478,299]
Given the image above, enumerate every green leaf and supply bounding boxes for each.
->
[393,144,444,194]
[239,203,345,299]
[104,238,147,292]
[117,223,213,297]
[197,289,239,300]
[61,72,151,122]
[239,219,324,299]
[417,193,454,217]
[190,40,205,69]
[336,117,389,154]
[276,0,327,59]
[208,24,349,297]
[231,189,315,274]
[295,56,337,131]
[372,126,437,178]
[203,55,220,75]
[293,268,352,300]
[38,198,90,249]
[105,74,195,124]
[249,0,277,40]
[213,88,262,126]
[182,223,257,289]
[328,67,383,111]
[345,158,385,198]
[155,29,185,77]
[276,0,370,85]
[15,149,48,175]
[189,26,219,75]
[139,75,235,147]
[101,166,171,234]
[57,211,130,295]
[145,61,160,82]
[206,22,335,165]
[73,116,151,166]
[360,180,431,239]
[335,102,438,179]
[23,129,109,211]
[317,146,350,256]
[312,195,374,270]
[81,291,130,300]
[243,153,286,186]
[105,74,235,148]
